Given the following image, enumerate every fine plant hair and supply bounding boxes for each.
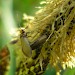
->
[16,0,75,75]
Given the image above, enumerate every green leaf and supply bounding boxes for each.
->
[63,67,75,75]
[43,64,56,75]
[7,44,16,75]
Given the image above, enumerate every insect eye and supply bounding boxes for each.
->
[20,29,25,34]
[19,29,27,37]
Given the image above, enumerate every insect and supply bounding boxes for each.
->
[10,28,47,57]
[19,28,32,57]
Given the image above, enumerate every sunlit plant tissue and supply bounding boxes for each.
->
[16,0,75,75]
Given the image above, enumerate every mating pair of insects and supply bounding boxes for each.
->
[11,28,47,58]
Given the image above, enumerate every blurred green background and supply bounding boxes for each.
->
[13,0,42,15]
[0,0,43,50]
[1,0,75,75]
